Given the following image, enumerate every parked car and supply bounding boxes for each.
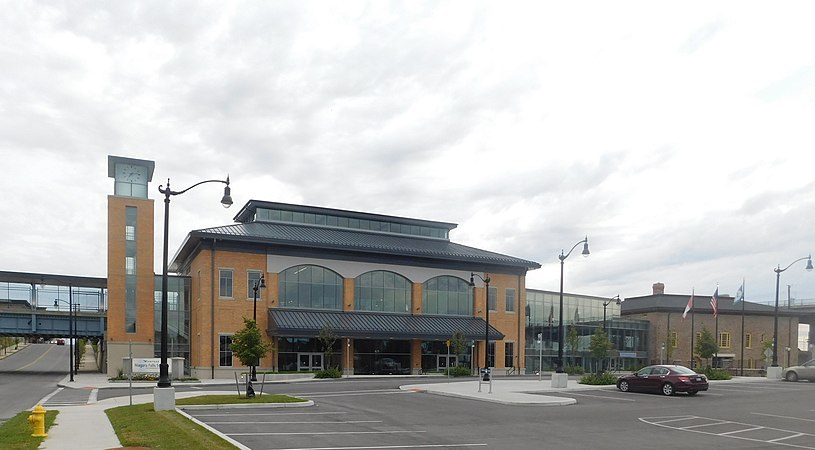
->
[617,364,708,396]
[782,360,815,382]
[56,339,65,345]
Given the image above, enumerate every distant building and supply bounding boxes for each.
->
[622,283,799,371]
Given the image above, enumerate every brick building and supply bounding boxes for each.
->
[622,283,799,372]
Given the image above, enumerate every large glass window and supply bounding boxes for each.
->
[422,276,472,316]
[279,265,343,310]
[219,335,233,367]
[219,269,233,298]
[355,271,411,313]
[125,206,137,333]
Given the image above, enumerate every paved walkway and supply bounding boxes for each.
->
[33,353,773,450]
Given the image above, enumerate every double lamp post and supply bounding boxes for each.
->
[556,236,589,374]
[771,254,812,368]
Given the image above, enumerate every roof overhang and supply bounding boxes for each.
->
[267,308,504,341]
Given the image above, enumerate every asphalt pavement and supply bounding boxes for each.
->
[19,347,772,450]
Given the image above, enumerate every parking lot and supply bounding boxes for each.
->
[183,378,815,449]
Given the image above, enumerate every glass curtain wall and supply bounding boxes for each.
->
[153,275,191,374]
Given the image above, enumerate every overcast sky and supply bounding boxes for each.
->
[1,1,813,306]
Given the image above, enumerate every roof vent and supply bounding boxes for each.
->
[653,282,665,295]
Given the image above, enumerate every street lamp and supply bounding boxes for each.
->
[772,254,812,368]
[54,297,75,382]
[157,176,232,395]
[251,274,266,381]
[470,273,491,375]
[557,236,589,373]
[603,295,620,332]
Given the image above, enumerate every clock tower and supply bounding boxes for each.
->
[107,155,156,377]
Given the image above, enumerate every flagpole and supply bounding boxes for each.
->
[740,279,745,376]
[691,289,695,369]
[714,286,719,369]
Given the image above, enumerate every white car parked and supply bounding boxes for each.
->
[783,360,815,382]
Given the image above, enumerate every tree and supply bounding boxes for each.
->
[231,318,272,373]
[589,326,613,372]
[694,327,718,368]
[451,331,467,367]
[567,326,580,365]
[760,336,774,367]
[665,327,674,362]
[318,323,338,369]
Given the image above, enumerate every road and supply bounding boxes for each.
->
[0,343,70,424]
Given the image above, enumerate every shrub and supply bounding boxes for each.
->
[445,366,472,377]
[564,365,584,375]
[579,372,618,385]
[703,367,731,380]
[314,367,343,378]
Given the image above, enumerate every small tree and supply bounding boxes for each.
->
[318,323,338,369]
[589,326,613,372]
[695,327,718,368]
[231,318,272,373]
[451,331,467,367]
[567,326,580,366]
[760,336,774,368]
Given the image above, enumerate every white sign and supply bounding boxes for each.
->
[132,358,170,375]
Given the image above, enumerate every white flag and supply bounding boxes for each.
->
[735,281,744,303]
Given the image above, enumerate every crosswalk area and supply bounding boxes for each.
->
[40,387,97,407]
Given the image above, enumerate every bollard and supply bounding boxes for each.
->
[28,404,47,437]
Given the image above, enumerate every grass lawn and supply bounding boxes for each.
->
[0,410,58,450]
[106,394,305,449]
[107,403,237,450]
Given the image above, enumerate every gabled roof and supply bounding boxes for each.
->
[267,308,504,341]
[175,221,539,271]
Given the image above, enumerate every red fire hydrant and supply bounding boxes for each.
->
[28,404,47,437]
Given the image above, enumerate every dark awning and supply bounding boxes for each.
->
[267,308,504,341]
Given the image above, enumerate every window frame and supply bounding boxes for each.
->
[505,288,515,313]
[488,287,497,311]
[219,334,233,367]
[219,268,234,299]
[247,270,263,301]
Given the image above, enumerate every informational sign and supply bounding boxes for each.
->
[619,352,637,358]
[132,358,169,375]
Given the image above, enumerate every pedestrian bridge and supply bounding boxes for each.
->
[0,308,106,340]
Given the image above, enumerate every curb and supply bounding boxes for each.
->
[178,400,315,410]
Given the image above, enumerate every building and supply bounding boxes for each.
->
[525,289,650,372]
[622,283,800,372]
[104,156,541,378]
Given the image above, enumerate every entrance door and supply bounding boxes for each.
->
[298,353,323,371]
[437,355,457,370]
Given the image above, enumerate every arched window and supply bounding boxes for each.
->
[355,271,412,313]
[422,276,472,316]
[278,265,343,310]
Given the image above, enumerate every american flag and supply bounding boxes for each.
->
[710,287,719,318]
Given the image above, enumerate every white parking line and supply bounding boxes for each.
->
[206,420,382,425]
[680,421,731,429]
[228,431,426,436]
[193,412,347,417]
[770,433,806,443]
[275,444,488,449]
[640,415,815,449]
[561,392,636,402]
[753,413,815,423]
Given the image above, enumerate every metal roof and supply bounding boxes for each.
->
[621,294,797,317]
[267,308,504,341]
[178,221,540,270]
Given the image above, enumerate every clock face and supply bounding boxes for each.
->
[116,164,147,184]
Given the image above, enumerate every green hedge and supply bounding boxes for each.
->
[703,367,732,380]
[314,367,343,378]
[565,365,584,375]
[579,372,618,385]
[445,366,472,377]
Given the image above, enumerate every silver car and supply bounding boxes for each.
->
[783,360,815,382]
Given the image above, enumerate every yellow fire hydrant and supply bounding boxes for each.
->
[28,404,47,437]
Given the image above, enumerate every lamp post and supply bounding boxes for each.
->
[771,254,812,368]
[157,177,232,393]
[556,237,590,373]
[54,296,75,382]
[251,274,266,381]
[603,295,620,332]
[470,273,491,374]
